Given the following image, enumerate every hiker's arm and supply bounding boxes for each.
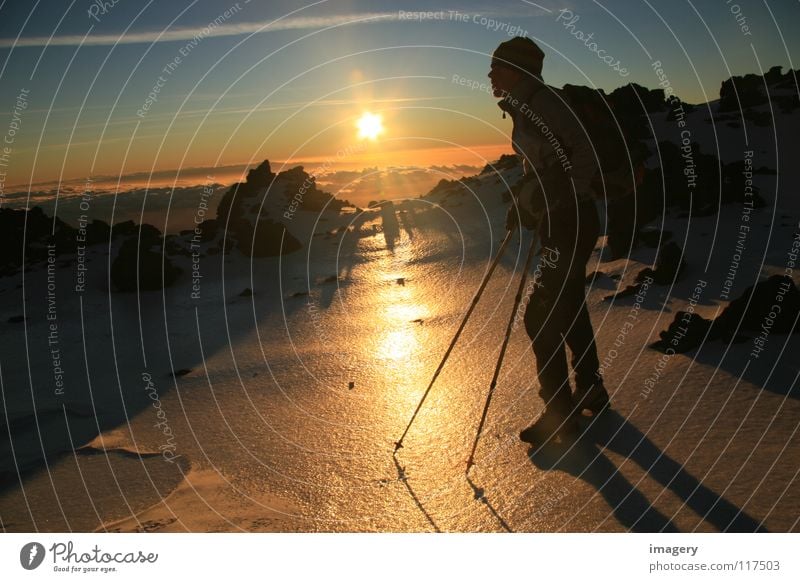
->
[536,95,597,194]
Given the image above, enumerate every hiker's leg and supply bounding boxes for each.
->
[546,198,598,383]
[564,199,607,407]
[524,281,573,415]
[564,281,601,387]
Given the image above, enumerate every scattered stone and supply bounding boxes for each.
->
[635,241,686,285]
[604,282,644,301]
[289,291,308,298]
[715,275,800,336]
[169,368,192,378]
[239,288,253,297]
[396,277,405,286]
[650,275,800,353]
[348,381,355,390]
[411,318,424,324]
[650,312,713,353]
[7,315,25,323]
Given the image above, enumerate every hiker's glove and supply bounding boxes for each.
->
[507,178,545,231]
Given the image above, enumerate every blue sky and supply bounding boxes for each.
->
[0,0,797,187]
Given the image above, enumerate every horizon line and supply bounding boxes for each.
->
[4,147,509,191]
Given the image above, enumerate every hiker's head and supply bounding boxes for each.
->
[488,37,544,97]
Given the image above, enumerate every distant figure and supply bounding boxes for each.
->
[379,201,400,250]
[488,37,609,445]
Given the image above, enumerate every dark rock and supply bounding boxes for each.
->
[246,160,275,188]
[636,241,686,285]
[110,220,142,239]
[0,207,77,275]
[195,219,219,242]
[239,288,253,297]
[84,220,111,245]
[715,275,800,336]
[110,237,181,292]
[7,315,25,323]
[169,368,192,378]
[650,312,714,353]
[722,160,767,206]
[604,282,644,301]
[653,141,723,214]
[278,165,346,213]
[633,140,768,222]
[235,218,302,257]
[607,82,668,113]
[215,182,251,224]
[720,73,768,111]
[719,66,800,114]
[650,275,800,354]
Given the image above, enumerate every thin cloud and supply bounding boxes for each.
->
[0,12,398,48]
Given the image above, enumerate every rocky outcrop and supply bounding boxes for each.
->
[0,207,75,275]
[636,241,686,285]
[110,225,181,292]
[228,217,302,257]
[651,275,800,353]
[719,65,800,114]
[214,160,349,257]
[0,207,142,277]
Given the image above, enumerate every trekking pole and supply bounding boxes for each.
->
[465,231,539,473]
[394,228,515,454]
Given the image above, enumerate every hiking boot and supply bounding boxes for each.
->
[519,407,579,446]
[573,375,610,416]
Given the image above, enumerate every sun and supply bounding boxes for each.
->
[356,112,384,140]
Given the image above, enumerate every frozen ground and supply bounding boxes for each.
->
[1,101,799,533]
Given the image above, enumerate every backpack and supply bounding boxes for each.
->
[556,84,649,202]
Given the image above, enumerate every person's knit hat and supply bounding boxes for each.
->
[491,36,545,78]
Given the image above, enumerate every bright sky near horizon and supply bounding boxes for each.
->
[0,0,797,190]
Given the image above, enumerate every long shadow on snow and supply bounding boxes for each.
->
[528,410,767,532]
